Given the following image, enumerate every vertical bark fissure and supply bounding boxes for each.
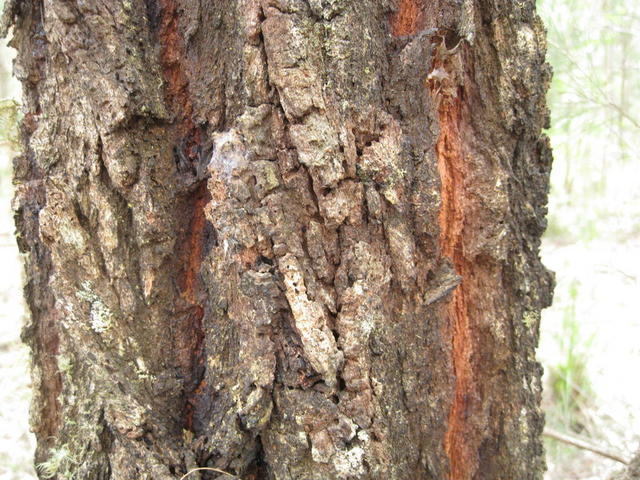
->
[179,183,209,432]
[157,0,195,136]
[35,298,62,440]
[156,0,207,431]
[392,0,483,472]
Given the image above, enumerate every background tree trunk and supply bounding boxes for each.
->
[5,0,553,478]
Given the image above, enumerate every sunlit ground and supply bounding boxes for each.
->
[1,1,639,479]
[541,241,640,478]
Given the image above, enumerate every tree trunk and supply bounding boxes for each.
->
[5,0,553,478]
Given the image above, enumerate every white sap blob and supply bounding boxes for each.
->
[207,129,248,180]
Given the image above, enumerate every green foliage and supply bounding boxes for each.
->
[546,280,594,432]
[539,0,640,244]
[36,445,77,480]
[538,3,640,477]
[538,0,639,436]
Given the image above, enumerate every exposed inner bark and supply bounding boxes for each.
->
[157,0,195,136]
[436,91,477,480]
[390,0,424,37]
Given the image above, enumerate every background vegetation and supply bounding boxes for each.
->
[0,1,638,478]
[538,0,640,478]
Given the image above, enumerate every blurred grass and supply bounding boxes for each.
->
[540,0,640,245]
[546,280,594,433]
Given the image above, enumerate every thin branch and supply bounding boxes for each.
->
[543,427,629,465]
[547,38,640,130]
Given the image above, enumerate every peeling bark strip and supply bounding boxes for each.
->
[9,0,553,478]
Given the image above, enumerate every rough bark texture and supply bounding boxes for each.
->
[6,0,553,479]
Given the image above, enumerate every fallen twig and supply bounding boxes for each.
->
[544,427,629,465]
[179,466,236,480]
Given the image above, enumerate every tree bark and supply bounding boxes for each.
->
[5,0,553,479]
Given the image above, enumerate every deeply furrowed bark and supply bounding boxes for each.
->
[6,0,553,479]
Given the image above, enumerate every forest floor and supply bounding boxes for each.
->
[541,239,640,479]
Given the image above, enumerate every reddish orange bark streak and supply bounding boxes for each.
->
[390,0,425,37]
[178,185,209,433]
[391,1,478,474]
[437,96,477,480]
[158,0,195,137]
[157,2,207,431]
[183,185,208,303]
